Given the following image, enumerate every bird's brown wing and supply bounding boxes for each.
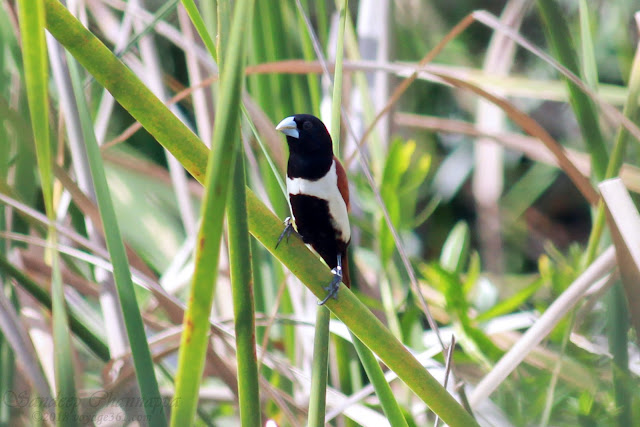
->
[333,156,351,287]
[334,156,350,212]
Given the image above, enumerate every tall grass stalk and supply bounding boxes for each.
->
[17,1,79,425]
[170,0,254,423]
[228,148,261,426]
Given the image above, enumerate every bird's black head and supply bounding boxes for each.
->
[276,114,334,179]
[276,114,333,157]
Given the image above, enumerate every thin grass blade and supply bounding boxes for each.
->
[537,0,608,180]
[170,0,255,423]
[17,1,78,424]
[228,124,260,426]
[66,52,167,425]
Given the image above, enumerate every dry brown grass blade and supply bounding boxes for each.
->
[332,8,640,172]
[345,13,477,167]
[0,186,190,326]
[394,113,640,194]
[471,10,640,145]
[599,178,640,342]
[19,250,99,298]
[429,71,600,206]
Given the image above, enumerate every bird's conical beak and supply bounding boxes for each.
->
[276,116,299,139]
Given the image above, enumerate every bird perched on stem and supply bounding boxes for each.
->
[275,114,351,305]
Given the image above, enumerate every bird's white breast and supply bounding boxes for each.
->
[286,160,351,242]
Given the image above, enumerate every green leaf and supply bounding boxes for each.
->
[501,163,559,222]
[440,221,470,274]
[476,277,545,322]
[382,139,416,190]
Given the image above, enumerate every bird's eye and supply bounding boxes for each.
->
[303,121,313,130]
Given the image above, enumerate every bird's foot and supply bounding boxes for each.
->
[276,217,299,249]
[318,267,342,305]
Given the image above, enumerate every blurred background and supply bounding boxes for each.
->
[2,0,640,425]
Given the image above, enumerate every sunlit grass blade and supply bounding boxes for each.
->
[17,5,51,214]
[309,305,331,426]
[440,221,470,275]
[17,1,79,424]
[578,0,598,90]
[179,0,218,62]
[599,179,640,340]
[170,0,255,423]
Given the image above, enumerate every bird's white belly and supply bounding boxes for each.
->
[286,161,351,242]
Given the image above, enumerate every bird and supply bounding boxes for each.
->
[275,114,351,305]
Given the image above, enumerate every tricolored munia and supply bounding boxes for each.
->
[275,114,351,305]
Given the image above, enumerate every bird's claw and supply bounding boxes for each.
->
[318,268,342,305]
[276,217,299,249]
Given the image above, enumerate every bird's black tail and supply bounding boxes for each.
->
[342,251,351,288]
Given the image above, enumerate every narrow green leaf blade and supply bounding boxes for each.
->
[17,1,78,424]
[171,0,255,423]
[66,53,167,425]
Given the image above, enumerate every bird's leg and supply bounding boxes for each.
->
[276,216,300,249]
[318,254,342,305]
